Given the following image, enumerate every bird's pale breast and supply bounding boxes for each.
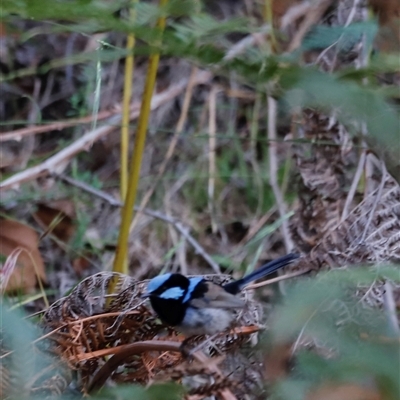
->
[178,307,235,335]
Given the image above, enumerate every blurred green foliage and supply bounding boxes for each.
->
[269,267,400,400]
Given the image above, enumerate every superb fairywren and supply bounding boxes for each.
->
[143,253,299,336]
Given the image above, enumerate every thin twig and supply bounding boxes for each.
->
[120,31,136,201]
[0,109,118,142]
[267,96,294,252]
[0,71,212,190]
[208,86,219,234]
[314,0,360,68]
[281,2,312,29]
[238,206,277,247]
[291,301,326,355]
[344,0,361,27]
[0,249,22,293]
[56,174,221,273]
[244,269,309,290]
[359,156,387,243]
[383,281,400,335]
[129,66,198,234]
[1,117,119,189]
[341,150,366,222]
[286,0,334,52]
[164,172,191,275]
[223,26,270,61]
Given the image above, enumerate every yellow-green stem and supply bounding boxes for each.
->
[264,0,276,50]
[120,33,135,202]
[119,2,137,274]
[112,0,168,274]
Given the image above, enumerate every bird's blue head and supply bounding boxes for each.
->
[144,273,198,327]
[146,273,172,294]
[144,273,190,301]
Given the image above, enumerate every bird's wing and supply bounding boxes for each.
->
[189,283,245,309]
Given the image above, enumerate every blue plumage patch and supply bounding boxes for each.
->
[160,286,185,299]
[183,277,204,303]
[147,273,172,293]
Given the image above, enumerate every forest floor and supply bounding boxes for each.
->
[1,1,399,399]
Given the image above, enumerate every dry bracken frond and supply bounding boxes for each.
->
[40,271,265,395]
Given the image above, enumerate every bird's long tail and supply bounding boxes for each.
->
[222,253,300,294]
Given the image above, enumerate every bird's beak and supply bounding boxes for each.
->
[141,292,150,299]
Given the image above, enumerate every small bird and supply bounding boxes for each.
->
[143,253,299,336]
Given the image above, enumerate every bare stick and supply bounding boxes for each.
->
[56,174,221,273]
[0,71,212,190]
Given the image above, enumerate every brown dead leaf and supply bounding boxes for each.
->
[272,0,303,23]
[72,256,91,277]
[307,383,382,400]
[0,218,46,293]
[33,200,76,242]
[369,0,400,25]
[0,22,6,38]
[368,0,400,53]
[263,341,293,382]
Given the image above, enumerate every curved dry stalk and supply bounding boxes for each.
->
[88,340,238,400]
[87,340,181,392]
